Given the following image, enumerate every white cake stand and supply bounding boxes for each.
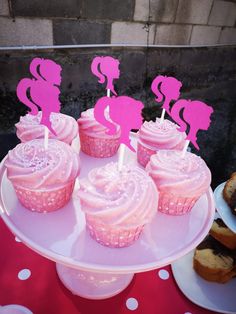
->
[0,144,215,299]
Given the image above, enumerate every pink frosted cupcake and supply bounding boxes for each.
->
[78,108,120,158]
[137,118,186,167]
[16,112,78,145]
[78,162,158,248]
[4,139,80,213]
[146,150,211,215]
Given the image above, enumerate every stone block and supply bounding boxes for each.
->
[154,24,192,44]
[11,0,82,18]
[82,0,135,20]
[190,25,221,45]
[208,0,236,27]
[0,17,53,46]
[219,27,236,44]
[175,0,213,24]
[133,0,149,21]
[0,0,9,16]
[150,0,179,23]
[111,22,155,44]
[53,20,111,45]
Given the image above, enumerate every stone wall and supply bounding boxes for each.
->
[0,0,236,46]
[0,45,236,189]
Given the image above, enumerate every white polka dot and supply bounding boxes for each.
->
[18,269,31,280]
[15,236,22,242]
[158,269,170,280]
[184,312,192,314]
[126,297,139,311]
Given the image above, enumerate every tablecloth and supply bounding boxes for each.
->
[0,218,218,314]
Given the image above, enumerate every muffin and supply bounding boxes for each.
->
[210,218,236,250]
[4,139,80,213]
[16,112,78,146]
[137,118,186,167]
[78,162,158,247]
[78,108,120,158]
[193,235,236,283]
[146,150,211,215]
[223,172,236,215]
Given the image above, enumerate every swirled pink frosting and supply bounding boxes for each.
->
[138,118,186,149]
[5,139,80,189]
[78,162,158,227]
[16,112,78,145]
[78,108,120,139]
[146,150,211,197]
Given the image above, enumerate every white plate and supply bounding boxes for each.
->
[214,182,236,233]
[171,251,236,314]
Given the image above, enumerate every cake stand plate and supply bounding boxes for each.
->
[214,182,236,233]
[0,139,215,299]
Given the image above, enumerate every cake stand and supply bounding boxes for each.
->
[0,139,215,300]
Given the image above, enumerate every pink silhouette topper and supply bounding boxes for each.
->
[171,99,213,150]
[91,56,120,96]
[151,75,182,115]
[16,57,62,135]
[94,96,144,152]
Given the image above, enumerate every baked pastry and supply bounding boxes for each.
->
[78,162,158,248]
[146,150,211,215]
[5,139,80,212]
[223,172,236,215]
[193,235,236,283]
[137,118,186,167]
[210,218,236,250]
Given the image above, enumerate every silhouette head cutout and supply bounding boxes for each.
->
[91,56,120,96]
[170,99,213,150]
[94,96,144,152]
[16,58,62,135]
[151,75,182,115]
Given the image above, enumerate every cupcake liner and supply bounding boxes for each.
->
[86,215,144,248]
[79,131,120,158]
[137,141,156,167]
[158,192,199,215]
[14,180,75,213]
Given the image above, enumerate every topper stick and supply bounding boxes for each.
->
[44,127,49,150]
[118,144,126,171]
[181,140,190,157]
[107,89,111,97]
[160,108,165,124]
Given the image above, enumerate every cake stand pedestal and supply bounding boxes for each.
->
[0,147,215,300]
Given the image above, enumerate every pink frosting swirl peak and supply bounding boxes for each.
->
[78,162,158,227]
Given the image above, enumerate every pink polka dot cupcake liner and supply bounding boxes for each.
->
[137,141,156,167]
[157,192,199,215]
[79,131,120,158]
[85,215,144,248]
[14,180,75,213]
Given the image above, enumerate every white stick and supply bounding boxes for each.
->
[44,127,49,150]
[181,140,190,157]
[118,144,125,172]
[107,88,111,97]
[160,108,165,124]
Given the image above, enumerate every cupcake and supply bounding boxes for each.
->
[146,150,211,215]
[78,108,120,158]
[16,112,78,145]
[137,118,186,167]
[78,162,158,247]
[4,139,80,213]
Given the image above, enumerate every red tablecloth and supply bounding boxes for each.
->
[0,218,217,314]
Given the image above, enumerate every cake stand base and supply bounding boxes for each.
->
[56,263,134,299]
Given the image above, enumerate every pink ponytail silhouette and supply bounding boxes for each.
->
[151,76,182,114]
[91,56,120,96]
[17,58,62,135]
[94,96,144,152]
[171,99,213,150]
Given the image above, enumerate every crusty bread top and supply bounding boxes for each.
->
[223,172,236,204]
